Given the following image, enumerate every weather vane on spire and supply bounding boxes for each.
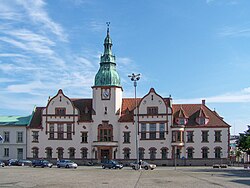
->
[106,22,110,28]
[106,22,110,35]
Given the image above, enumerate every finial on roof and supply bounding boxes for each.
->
[106,22,110,35]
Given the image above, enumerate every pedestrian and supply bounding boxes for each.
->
[139,160,142,170]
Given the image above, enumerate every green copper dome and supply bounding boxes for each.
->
[94,27,121,87]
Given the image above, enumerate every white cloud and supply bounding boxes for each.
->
[0,53,27,58]
[219,25,250,38]
[16,0,67,41]
[175,87,250,104]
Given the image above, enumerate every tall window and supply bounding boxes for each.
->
[149,147,157,160]
[98,123,113,142]
[17,148,23,159]
[81,148,88,159]
[57,148,64,159]
[4,132,10,142]
[149,123,156,139]
[46,147,52,159]
[215,131,222,142]
[139,148,145,160]
[187,131,194,142]
[57,124,64,139]
[49,124,54,139]
[215,147,222,158]
[32,131,39,142]
[4,148,9,157]
[69,147,75,158]
[202,131,209,142]
[55,108,66,116]
[81,132,88,143]
[161,147,168,159]
[147,107,158,115]
[172,131,182,142]
[141,123,147,139]
[123,132,130,143]
[32,147,39,158]
[123,148,130,159]
[159,123,165,139]
[187,147,194,159]
[202,147,209,159]
[67,124,72,139]
[16,132,23,143]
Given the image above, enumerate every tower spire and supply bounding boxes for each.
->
[94,23,121,87]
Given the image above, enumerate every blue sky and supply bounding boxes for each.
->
[0,0,250,134]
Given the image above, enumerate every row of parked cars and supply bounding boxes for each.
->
[1,159,156,170]
[101,160,156,170]
[0,159,78,169]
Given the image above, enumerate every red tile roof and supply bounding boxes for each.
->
[71,98,93,122]
[28,107,44,129]
[172,104,229,127]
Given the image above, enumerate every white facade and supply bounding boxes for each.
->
[26,29,230,165]
[0,122,28,160]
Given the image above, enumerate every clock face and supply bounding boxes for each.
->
[102,89,110,99]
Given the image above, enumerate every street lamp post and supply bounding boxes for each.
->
[128,73,140,170]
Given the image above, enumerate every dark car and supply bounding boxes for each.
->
[0,160,5,167]
[18,159,32,166]
[102,160,123,169]
[32,160,53,168]
[8,159,22,166]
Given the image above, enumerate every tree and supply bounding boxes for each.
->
[238,125,250,156]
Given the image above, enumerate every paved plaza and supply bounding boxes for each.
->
[0,166,249,188]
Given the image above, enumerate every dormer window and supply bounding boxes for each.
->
[196,117,209,125]
[55,108,66,116]
[196,107,209,125]
[176,118,187,125]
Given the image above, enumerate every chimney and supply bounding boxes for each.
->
[202,99,206,105]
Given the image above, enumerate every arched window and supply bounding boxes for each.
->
[201,147,209,159]
[214,147,222,159]
[45,147,52,159]
[57,147,64,160]
[98,122,113,142]
[186,147,194,159]
[68,147,75,159]
[81,147,88,159]
[32,147,39,159]
[149,147,157,160]
[161,147,168,159]
[123,148,131,159]
[139,147,145,160]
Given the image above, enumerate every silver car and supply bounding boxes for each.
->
[130,161,156,170]
[57,160,78,169]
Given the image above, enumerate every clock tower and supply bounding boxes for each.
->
[92,24,123,119]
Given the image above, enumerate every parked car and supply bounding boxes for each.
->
[0,160,5,167]
[102,160,123,169]
[8,159,22,166]
[32,160,53,168]
[18,159,32,166]
[56,160,78,169]
[130,161,156,170]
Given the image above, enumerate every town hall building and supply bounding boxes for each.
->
[27,27,230,166]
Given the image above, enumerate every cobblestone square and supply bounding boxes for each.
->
[0,166,249,188]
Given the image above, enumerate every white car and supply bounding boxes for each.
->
[57,160,78,169]
[130,161,156,170]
